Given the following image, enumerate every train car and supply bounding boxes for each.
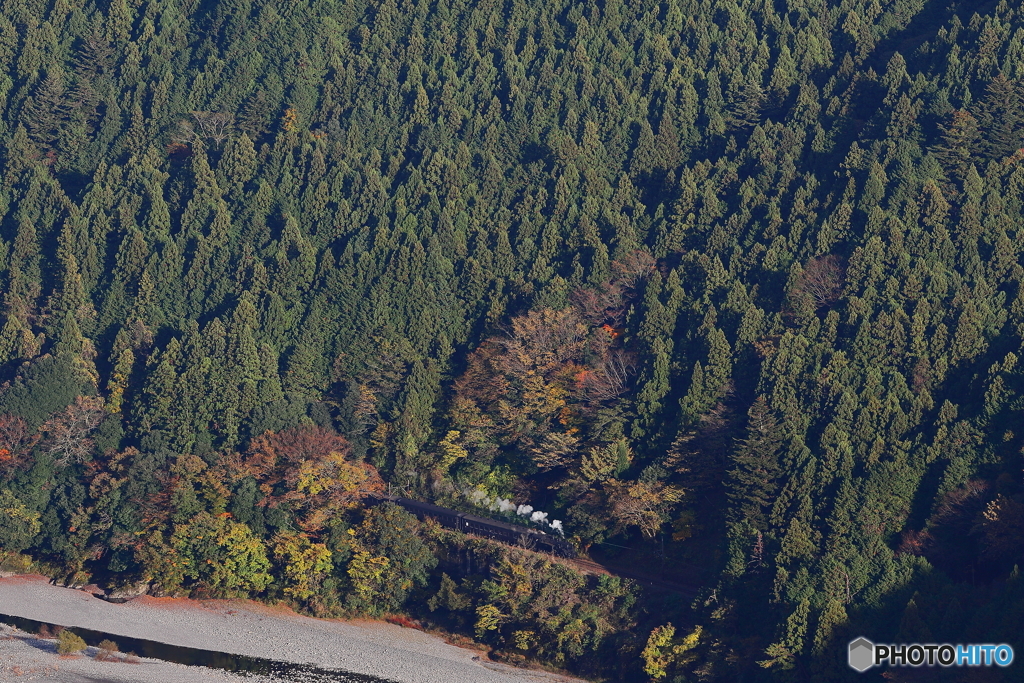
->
[460,510,527,540]
[546,535,576,558]
[388,496,463,529]
[382,495,576,558]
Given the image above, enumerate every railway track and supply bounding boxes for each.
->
[381,494,702,597]
[452,531,702,597]
[562,556,701,598]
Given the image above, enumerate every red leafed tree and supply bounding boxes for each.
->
[245,425,351,483]
[0,414,36,475]
[571,284,626,326]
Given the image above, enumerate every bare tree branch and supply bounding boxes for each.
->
[795,255,846,310]
[173,111,235,148]
[42,396,104,467]
[581,349,637,403]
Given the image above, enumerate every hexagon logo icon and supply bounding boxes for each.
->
[848,637,874,672]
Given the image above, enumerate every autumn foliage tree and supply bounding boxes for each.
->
[243,425,383,531]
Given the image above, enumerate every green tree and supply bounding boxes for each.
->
[342,503,436,614]
[171,512,272,594]
[0,489,42,552]
[726,397,783,528]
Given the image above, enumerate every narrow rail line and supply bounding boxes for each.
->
[383,495,702,597]
[561,556,701,597]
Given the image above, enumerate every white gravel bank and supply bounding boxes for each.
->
[0,575,585,683]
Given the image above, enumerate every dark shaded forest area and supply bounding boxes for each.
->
[1,0,1024,679]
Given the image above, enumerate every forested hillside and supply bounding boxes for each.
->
[2,0,1024,679]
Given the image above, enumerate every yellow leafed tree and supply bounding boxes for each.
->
[272,531,332,600]
[641,623,702,679]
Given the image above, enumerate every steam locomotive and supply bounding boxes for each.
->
[380,495,577,559]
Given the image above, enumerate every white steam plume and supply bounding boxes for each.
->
[462,489,566,535]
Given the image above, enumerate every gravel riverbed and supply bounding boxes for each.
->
[0,575,585,683]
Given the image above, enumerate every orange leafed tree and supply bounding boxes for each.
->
[242,425,382,530]
[244,425,351,485]
[282,107,298,132]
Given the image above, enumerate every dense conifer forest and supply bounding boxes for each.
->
[2,0,1024,679]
